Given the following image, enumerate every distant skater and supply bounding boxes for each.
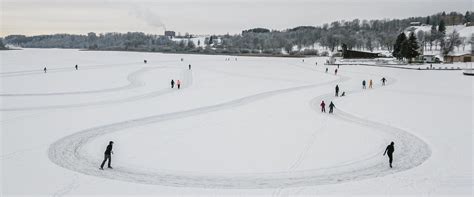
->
[188,64,191,70]
[325,68,328,73]
[328,101,335,114]
[369,79,373,89]
[381,77,387,86]
[337,65,340,69]
[171,79,175,88]
[362,80,366,89]
[100,141,114,170]
[341,91,346,97]
[383,141,395,168]
[43,67,47,73]
[181,58,184,62]
[75,64,78,70]
[320,101,326,113]
[334,69,338,75]
[315,62,318,66]
[335,85,340,97]
[144,60,147,64]
[302,59,304,62]
[177,80,181,89]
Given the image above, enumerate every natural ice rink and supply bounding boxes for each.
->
[1,49,472,196]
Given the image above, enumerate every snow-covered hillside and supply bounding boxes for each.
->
[1,49,472,196]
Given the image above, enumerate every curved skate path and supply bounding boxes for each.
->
[0,67,152,97]
[0,67,191,111]
[48,64,430,188]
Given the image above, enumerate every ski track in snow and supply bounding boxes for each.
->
[272,62,426,196]
[0,67,151,97]
[0,67,191,111]
[48,61,431,189]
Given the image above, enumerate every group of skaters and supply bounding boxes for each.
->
[362,77,387,89]
[170,79,182,89]
[324,67,338,75]
[225,57,238,61]
[319,66,394,168]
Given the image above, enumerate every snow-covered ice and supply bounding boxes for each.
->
[1,49,472,196]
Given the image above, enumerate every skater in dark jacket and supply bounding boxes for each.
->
[320,101,326,113]
[100,141,114,170]
[325,68,328,73]
[188,64,191,70]
[383,141,395,168]
[328,101,335,113]
[362,80,366,89]
[334,69,338,75]
[177,80,181,89]
[381,77,387,86]
[75,65,78,70]
[335,85,340,97]
[171,79,175,88]
[44,67,47,73]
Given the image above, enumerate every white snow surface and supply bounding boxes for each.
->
[1,49,473,196]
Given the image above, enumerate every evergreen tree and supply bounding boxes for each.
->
[393,32,407,59]
[426,16,431,24]
[438,20,446,34]
[0,39,7,50]
[465,11,472,24]
[406,32,421,62]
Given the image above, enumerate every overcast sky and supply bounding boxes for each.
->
[1,0,471,36]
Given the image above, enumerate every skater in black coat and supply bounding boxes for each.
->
[43,67,47,73]
[381,77,387,86]
[335,85,340,97]
[362,80,366,89]
[100,141,114,170]
[328,102,335,113]
[320,101,326,113]
[383,142,395,168]
[171,79,175,88]
[75,64,78,70]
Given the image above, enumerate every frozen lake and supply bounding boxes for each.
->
[1,49,472,196]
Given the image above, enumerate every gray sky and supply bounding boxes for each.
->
[1,0,472,36]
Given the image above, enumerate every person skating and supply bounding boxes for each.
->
[302,59,304,62]
[334,69,338,75]
[362,80,366,89]
[320,101,326,113]
[75,64,78,70]
[328,101,335,114]
[383,141,395,168]
[144,60,147,64]
[100,141,114,170]
[171,79,175,88]
[177,80,181,89]
[43,67,47,73]
[341,91,346,97]
[325,68,328,73]
[335,85,340,97]
[381,77,387,86]
[369,79,373,88]
[188,64,191,70]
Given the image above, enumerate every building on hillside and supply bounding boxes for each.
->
[444,52,473,63]
[341,44,381,59]
[164,31,176,38]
